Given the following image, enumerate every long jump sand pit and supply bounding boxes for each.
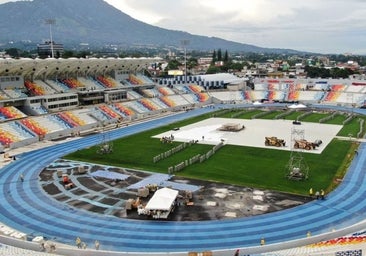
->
[154,117,343,154]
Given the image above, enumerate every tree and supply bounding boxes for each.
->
[217,48,222,61]
[5,48,21,58]
[224,50,229,62]
[187,57,198,70]
[305,65,354,79]
[330,67,354,79]
[62,50,75,58]
[76,51,92,58]
[211,50,217,64]
[166,59,182,71]
[228,62,244,71]
[206,65,221,74]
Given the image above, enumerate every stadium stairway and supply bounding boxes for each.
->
[1,104,366,255]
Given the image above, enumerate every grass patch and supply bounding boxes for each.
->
[282,111,303,120]
[300,112,329,123]
[337,117,365,137]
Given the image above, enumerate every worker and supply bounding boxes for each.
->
[315,191,320,200]
[260,237,265,246]
[309,187,313,197]
[75,237,82,248]
[320,189,325,200]
[95,240,100,250]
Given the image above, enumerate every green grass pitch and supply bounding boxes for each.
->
[65,109,363,196]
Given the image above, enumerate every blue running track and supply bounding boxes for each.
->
[1,105,366,253]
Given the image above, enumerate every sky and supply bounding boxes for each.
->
[1,0,366,54]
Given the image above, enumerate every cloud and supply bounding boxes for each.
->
[0,0,365,53]
[106,0,366,53]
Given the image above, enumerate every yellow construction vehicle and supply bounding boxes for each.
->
[264,136,286,147]
[294,139,322,150]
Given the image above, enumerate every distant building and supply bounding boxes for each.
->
[37,41,64,58]
[215,61,224,67]
[198,57,213,65]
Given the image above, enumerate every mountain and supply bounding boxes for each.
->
[0,0,301,53]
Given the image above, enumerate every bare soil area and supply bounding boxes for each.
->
[40,160,310,221]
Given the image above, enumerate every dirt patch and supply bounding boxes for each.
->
[39,160,310,221]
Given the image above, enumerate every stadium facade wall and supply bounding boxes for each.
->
[9,137,39,149]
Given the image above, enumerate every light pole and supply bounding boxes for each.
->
[181,39,190,85]
[45,19,56,58]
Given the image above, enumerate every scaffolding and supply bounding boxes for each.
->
[285,127,309,180]
[97,132,113,154]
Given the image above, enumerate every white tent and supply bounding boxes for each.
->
[288,103,307,109]
[145,187,179,211]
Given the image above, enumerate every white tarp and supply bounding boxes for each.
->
[145,187,179,211]
[288,103,307,109]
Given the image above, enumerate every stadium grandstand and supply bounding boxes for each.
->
[2,57,366,255]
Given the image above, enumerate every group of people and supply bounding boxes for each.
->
[75,237,100,250]
[309,188,325,200]
[40,240,56,253]
[160,134,174,143]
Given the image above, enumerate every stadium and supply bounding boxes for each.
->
[1,57,366,256]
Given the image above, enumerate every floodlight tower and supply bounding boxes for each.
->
[45,19,56,58]
[181,39,190,85]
